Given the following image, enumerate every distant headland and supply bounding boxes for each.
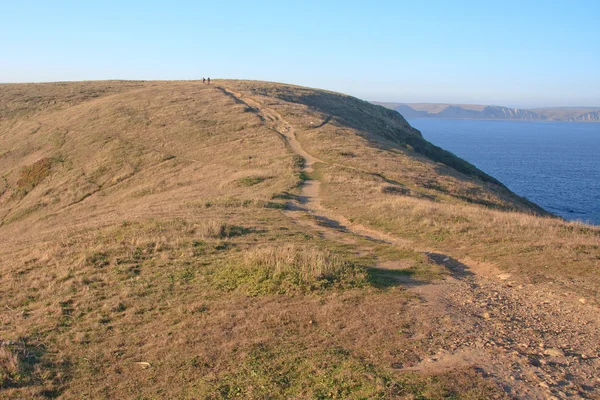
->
[373,102,600,122]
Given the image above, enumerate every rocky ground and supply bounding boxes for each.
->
[408,255,600,399]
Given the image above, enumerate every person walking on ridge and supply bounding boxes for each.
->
[207,77,211,85]
[202,77,206,84]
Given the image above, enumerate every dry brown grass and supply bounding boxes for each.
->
[0,79,575,398]
[313,163,600,297]
[224,80,543,213]
[214,81,597,298]
[244,244,348,281]
[212,244,369,295]
[197,219,231,239]
[0,345,21,387]
[0,80,298,240]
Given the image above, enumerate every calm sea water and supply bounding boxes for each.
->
[407,119,600,226]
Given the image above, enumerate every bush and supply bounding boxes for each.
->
[292,154,305,169]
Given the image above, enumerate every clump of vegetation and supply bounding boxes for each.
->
[14,157,56,197]
[199,198,255,208]
[292,154,305,169]
[198,220,232,239]
[214,244,368,295]
[380,184,411,196]
[297,171,311,181]
[0,340,52,389]
[235,175,269,187]
[0,344,24,388]
[84,251,110,268]
[261,201,287,209]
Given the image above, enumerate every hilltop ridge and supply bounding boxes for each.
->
[0,80,545,236]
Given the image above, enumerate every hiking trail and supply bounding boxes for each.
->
[217,86,600,399]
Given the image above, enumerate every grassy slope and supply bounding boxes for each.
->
[0,80,598,398]
[226,81,599,293]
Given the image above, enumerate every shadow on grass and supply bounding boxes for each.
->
[227,225,262,238]
[261,87,501,185]
[0,338,70,397]
[425,252,474,279]
[312,214,350,231]
[367,267,428,289]
[272,191,300,201]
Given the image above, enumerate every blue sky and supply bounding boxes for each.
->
[1,1,599,107]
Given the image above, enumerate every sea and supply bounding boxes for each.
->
[407,119,600,226]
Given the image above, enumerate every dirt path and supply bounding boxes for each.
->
[218,86,600,399]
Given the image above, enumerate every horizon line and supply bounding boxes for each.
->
[1,78,598,110]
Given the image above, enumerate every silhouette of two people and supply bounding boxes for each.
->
[202,77,211,84]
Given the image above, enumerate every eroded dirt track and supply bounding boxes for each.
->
[218,86,600,399]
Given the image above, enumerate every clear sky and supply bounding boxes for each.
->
[1,0,599,107]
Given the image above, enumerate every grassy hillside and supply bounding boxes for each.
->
[1,80,599,399]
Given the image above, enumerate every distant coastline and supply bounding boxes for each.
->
[373,102,600,122]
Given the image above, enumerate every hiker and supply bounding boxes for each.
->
[207,77,211,85]
[202,77,206,84]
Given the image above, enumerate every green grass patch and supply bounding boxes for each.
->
[262,201,287,209]
[85,251,110,268]
[212,244,368,295]
[195,343,399,399]
[236,176,270,187]
[298,171,311,181]
[292,154,305,169]
[194,342,503,399]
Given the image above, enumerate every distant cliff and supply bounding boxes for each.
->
[569,110,600,122]
[373,102,600,122]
